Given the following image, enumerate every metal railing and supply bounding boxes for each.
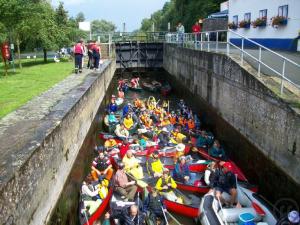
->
[165,30,300,95]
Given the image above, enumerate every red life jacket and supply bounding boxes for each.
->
[74,43,83,54]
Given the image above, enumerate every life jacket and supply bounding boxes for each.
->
[123,117,134,129]
[148,158,163,174]
[160,176,172,192]
[104,139,117,148]
[74,43,83,54]
[172,131,186,143]
[169,116,177,125]
[187,120,195,130]
[178,117,185,126]
[98,180,108,199]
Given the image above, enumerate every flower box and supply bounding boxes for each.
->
[252,17,267,28]
[239,20,251,29]
[272,16,288,27]
[228,22,238,30]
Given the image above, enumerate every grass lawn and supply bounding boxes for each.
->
[0,59,73,119]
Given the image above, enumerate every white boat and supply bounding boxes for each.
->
[198,186,277,225]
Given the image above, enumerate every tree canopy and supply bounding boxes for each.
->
[140,0,224,32]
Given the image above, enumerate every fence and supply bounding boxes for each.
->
[165,30,300,95]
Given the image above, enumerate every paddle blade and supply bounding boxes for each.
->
[252,202,266,216]
[136,180,148,188]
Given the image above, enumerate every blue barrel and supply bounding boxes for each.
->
[238,213,255,225]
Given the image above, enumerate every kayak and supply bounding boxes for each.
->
[198,186,278,225]
[128,83,143,92]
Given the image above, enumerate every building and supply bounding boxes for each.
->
[228,0,300,51]
[203,1,228,32]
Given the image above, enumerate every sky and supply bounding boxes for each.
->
[52,0,168,32]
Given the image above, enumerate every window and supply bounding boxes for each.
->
[259,9,267,19]
[278,5,288,17]
[244,13,251,22]
[233,15,238,25]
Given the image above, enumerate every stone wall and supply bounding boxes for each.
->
[163,44,300,201]
[0,61,116,225]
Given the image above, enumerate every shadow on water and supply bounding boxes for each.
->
[49,68,299,225]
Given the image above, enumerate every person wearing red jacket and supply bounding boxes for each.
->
[91,42,101,71]
[73,39,84,73]
[192,21,202,43]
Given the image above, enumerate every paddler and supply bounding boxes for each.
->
[104,138,118,149]
[146,151,164,181]
[157,127,171,148]
[108,98,118,113]
[155,169,182,203]
[91,151,113,181]
[173,156,195,185]
[123,113,134,130]
[122,150,144,179]
[108,111,118,125]
[114,124,129,140]
[143,188,167,225]
[171,128,188,143]
[134,98,144,108]
[208,140,226,160]
[131,77,140,88]
[169,111,177,125]
[186,118,195,130]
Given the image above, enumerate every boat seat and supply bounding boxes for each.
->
[218,207,261,223]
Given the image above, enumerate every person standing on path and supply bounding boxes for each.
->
[92,41,101,71]
[73,39,84,73]
[192,21,201,43]
[176,22,185,46]
[87,40,95,69]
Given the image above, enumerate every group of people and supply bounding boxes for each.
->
[73,39,102,73]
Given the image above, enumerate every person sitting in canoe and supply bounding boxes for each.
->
[158,127,171,148]
[211,162,241,208]
[122,150,144,179]
[173,156,195,185]
[91,151,114,181]
[143,188,167,225]
[108,98,118,113]
[108,111,118,125]
[186,118,195,131]
[140,111,153,128]
[204,161,219,187]
[169,111,177,125]
[131,77,140,88]
[155,169,182,203]
[134,98,144,109]
[114,162,137,202]
[146,151,164,182]
[208,140,226,160]
[122,103,133,117]
[171,128,188,144]
[123,113,135,131]
[115,124,130,140]
[194,130,209,149]
[160,115,172,129]
[119,204,146,225]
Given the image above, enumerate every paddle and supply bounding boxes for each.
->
[161,206,169,225]
[125,172,148,188]
[235,174,266,217]
[173,188,192,205]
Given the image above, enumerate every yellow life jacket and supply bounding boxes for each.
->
[123,117,134,129]
[150,158,163,174]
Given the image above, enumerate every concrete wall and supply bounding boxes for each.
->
[0,61,116,225]
[163,44,300,188]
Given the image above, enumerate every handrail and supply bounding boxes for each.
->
[165,30,300,93]
[229,29,300,68]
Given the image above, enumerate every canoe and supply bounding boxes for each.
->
[198,186,278,225]
[79,181,114,225]
[128,83,143,92]
[142,82,158,92]
[197,147,248,182]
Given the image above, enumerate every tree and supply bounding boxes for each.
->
[55,1,68,27]
[91,20,116,35]
[75,12,85,23]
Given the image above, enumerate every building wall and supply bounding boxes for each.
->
[228,0,300,50]
[203,18,228,32]
[163,44,300,202]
